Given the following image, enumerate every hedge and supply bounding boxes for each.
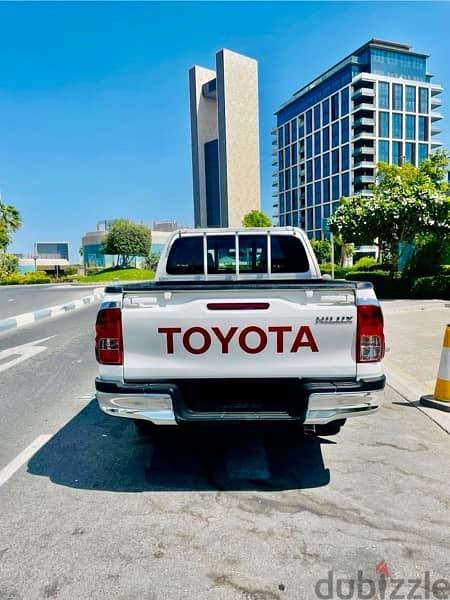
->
[344,271,411,299]
[411,275,450,300]
[319,263,351,279]
[0,272,52,285]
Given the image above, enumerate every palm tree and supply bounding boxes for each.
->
[0,198,22,252]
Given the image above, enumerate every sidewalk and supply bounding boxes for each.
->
[381,299,450,433]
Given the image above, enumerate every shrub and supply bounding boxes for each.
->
[368,262,392,272]
[22,272,52,284]
[0,253,19,276]
[344,271,410,299]
[319,263,351,279]
[411,275,450,300]
[0,273,22,285]
[351,257,378,271]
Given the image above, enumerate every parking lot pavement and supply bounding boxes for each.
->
[381,299,450,432]
[0,385,449,599]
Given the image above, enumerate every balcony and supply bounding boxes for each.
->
[352,88,375,101]
[272,138,277,146]
[431,111,443,122]
[354,160,375,170]
[353,131,375,142]
[272,181,278,187]
[430,84,443,96]
[271,127,277,135]
[353,145,374,157]
[272,191,278,197]
[353,103,375,114]
[272,159,277,166]
[431,140,444,148]
[431,126,442,136]
[358,189,374,197]
[353,174,375,186]
[431,96,442,107]
[353,117,375,129]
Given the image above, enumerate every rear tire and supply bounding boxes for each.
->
[314,419,346,436]
[133,419,155,435]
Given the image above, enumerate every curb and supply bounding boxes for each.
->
[384,365,450,435]
[0,289,105,334]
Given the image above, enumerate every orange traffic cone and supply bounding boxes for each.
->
[420,324,450,412]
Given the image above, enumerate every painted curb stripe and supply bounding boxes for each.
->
[0,318,17,332]
[0,290,105,333]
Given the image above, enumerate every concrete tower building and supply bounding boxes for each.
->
[189,49,261,228]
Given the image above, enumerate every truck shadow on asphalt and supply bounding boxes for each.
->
[28,399,331,492]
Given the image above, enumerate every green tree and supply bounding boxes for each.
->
[310,239,331,263]
[242,210,272,227]
[102,220,152,267]
[329,151,450,272]
[0,199,22,252]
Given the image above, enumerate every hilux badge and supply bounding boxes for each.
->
[316,316,353,324]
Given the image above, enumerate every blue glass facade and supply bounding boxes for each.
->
[274,39,443,239]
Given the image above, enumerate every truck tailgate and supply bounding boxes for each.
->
[121,286,357,381]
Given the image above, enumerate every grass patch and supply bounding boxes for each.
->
[77,267,155,283]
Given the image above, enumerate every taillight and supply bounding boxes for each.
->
[95,308,123,365]
[357,304,385,363]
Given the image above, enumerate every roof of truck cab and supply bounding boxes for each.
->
[170,227,304,235]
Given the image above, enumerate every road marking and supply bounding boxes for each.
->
[0,435,52,488]
[0,336,56,374]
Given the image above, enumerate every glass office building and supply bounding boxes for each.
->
[272,39,443,239]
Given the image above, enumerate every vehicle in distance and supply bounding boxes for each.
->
[95,227,385,436]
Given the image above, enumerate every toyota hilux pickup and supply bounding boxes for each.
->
[95,227,385,436]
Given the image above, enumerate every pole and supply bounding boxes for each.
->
[331,233,335,279]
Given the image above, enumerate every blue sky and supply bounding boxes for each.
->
[1,1,449,261]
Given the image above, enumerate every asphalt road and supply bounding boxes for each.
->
[0,284,103,320]
[0,302,449,599]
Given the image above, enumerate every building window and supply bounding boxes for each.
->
[378,81,389,109]
[292,166,298,188]
[418,143,428,164]
[314,105,321,130]
[323,202,330,218]
[392,141,402,165]
[405,115,415,140]
[306,160,313,182]
[323,153,330,178]
[292,212,299,227]
[378,140,389,163]
[306,110,313,134]
[332,122,339,148]
[291,142,297,166]
[341,116,349,144]
[315,206,322,230]
[323,126,330,151]
[298,116,305,138]
[314,131,321,155]
[280,214,285,226]
[419,88,428,113]
[285,169,291,190]
[332,149,339,174]
[379,111,389,138]
[278,127,284,148]
[332,175,340,200]
[418,116,428,141]
[341,172,350,197]
[315,182,322,204]
[286,190,292,212]
[392,113,403,139]
[314,156,321,179]
[306,135,313,158]
[291,119,298,142]
[392,83,403,110]
[292,188,298,211]
[322,99,330,125]
[307,208,314,230]
[323,178,330,202]
[278,150,284,170]
[279,173,284,193]
[284,123,290,145]
[284,147,291,169]
[307,184,314,206]
[406,86,416,112]
[405,142,415,165]
[341,87,349,116]
[341,144,349,171]
[331,93,339,121]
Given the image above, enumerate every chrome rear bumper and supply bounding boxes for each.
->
[96,376,384,426]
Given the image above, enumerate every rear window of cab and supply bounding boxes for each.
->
[166,234,309,275]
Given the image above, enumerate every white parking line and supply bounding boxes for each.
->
[0,435,52,488]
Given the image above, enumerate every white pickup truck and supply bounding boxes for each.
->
[95,227,385,436]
